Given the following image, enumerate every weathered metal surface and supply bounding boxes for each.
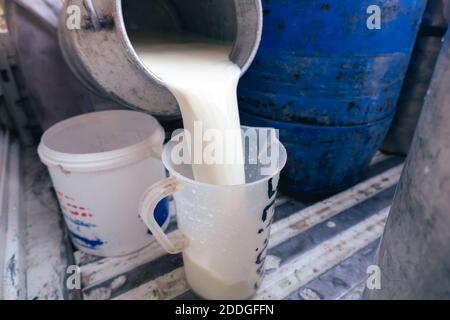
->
[58,0,262,119]
[7,0,62,30]
[22,146,72,300]
[370,151,391,165]
[269,165,403,248]
[4,0,95,131]
[0,130,10,298]
[366,26,450,300]
[255,208,389,300]
[422,0,448,28]
[79,212,178,289]
[383,0,448,155]
[238,0,426,125]
[382,35,444,155]
[0,30,34,145]
[63,154,404,300]
[112,267,187,301]
[0,130,26,299]
[288,240,379,300]
[8,131,402,300]
[0,130,8,297]
[113,204,391,300]
[241,111,395,196]
[341,282,367,300]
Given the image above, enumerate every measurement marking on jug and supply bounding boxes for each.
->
[262,200,276,223]
[268,178,276,199]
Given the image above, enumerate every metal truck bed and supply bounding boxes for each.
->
[0,132,404,300]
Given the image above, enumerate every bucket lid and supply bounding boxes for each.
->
[38,110,165,173]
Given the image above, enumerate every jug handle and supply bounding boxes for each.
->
[139,177,187,254]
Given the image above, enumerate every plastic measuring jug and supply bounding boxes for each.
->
[139,127,287,299]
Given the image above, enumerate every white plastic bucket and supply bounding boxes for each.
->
[38,110,170,257]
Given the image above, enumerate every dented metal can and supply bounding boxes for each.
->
[58,0,263,119]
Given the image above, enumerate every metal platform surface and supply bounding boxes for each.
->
[17,144,404,300]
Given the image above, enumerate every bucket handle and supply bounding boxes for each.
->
[139,177,188,254]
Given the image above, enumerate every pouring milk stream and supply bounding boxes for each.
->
[132,34,246,186]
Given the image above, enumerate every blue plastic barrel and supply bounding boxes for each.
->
[241,112,394,196]
[238,0,427,125]
[238,0,426,196]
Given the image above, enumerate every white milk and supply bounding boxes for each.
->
[183,253,255,300]
[132,34,245,186]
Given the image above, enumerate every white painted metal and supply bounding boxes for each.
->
[369,151,391,165]
[340,281,366,300]
[112,268,187,301]
[81,231,182,289]
[255,208,389,300]
[0,130,10,298]
[23,147,69,300]
[74,200,177,267]
[1,134,27,299]
[0,31,33,145]
[269,164,402,247]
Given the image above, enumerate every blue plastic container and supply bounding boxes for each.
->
[238,0,427,125]
[241,112,394,196]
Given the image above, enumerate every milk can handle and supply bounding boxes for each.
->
[139,177,187,254]
[83,0,101,30]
